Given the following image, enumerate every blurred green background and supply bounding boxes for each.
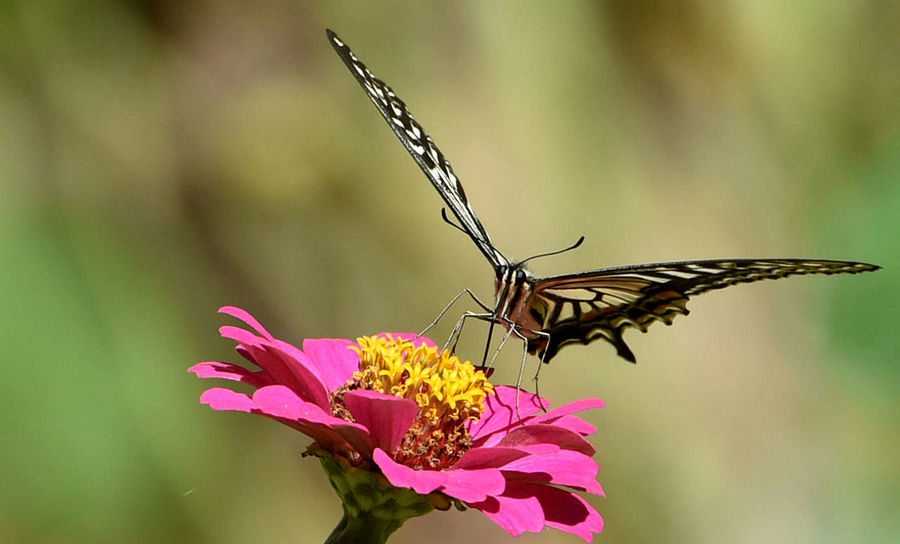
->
[1,1,897,543]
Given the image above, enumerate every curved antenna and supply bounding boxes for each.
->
[518,235,586,266]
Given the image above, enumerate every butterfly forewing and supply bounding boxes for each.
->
[526,259,879,362]
[327,30,508,270]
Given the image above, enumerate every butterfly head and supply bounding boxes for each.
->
[495,262,532,281]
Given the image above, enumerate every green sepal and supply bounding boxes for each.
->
[312,449,439,544]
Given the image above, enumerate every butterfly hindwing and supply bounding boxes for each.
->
[526,258,879,362]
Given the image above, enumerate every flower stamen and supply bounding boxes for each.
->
[341,335,494,469]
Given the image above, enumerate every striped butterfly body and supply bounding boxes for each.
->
[326,29,879,364]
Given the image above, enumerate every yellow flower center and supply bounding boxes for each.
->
[340,335,494,470]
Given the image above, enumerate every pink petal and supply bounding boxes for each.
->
[219,306,274,339]
[266,340,333,406]
[220,327,331,411]
[301,338,361,391]
[189,362,270,388]
[200,387,256,412]
[469,495,545,537]
[469,386,547,441]
[491,385,548,416]
[501,449,603,495]
[530,398,605,427]
[252,385,325,420]
[475,481,603,542]
[438,467,506,503]
[373,449,505,503]
[252,386,375,457]
[251,386,358,431]
[498,425,596,456]
[535,485,604,541]
[343,390,418,454]
[538,414,598,436]
[219,325,267,350]
[455,446,530,470]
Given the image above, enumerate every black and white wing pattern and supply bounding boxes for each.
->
[522,259,879,363]
[328,29,880,365]
[326,29,508,270]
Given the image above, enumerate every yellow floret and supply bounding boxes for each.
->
[351,335,494,422]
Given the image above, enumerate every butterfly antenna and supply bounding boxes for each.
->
[440,208,469,236]
[518,235,585,266]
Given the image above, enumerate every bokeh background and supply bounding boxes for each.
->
[2,1,897,543]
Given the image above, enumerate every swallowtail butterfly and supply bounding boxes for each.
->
[327,29,879,364]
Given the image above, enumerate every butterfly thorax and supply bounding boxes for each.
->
[493,265,543,338]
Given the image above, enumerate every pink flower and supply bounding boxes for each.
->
[190,306,605,541]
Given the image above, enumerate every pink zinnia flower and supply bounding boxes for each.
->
[190,306,605,542]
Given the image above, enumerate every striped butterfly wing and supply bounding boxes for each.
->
[526,258,879,363]
[327,30,509,270]
[328,30,880,365]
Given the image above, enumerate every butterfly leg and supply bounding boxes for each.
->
[486,325,517,370]
[502,325,551,417]
[505,326,551,414]
[418,288,492,340]
[530,329,553,413]
[444,310,494,356]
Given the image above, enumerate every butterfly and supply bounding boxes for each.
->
[326,29,879,364]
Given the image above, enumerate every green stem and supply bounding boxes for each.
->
[323,510,406,544]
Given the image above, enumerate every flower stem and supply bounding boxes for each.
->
[323,510,405,544]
